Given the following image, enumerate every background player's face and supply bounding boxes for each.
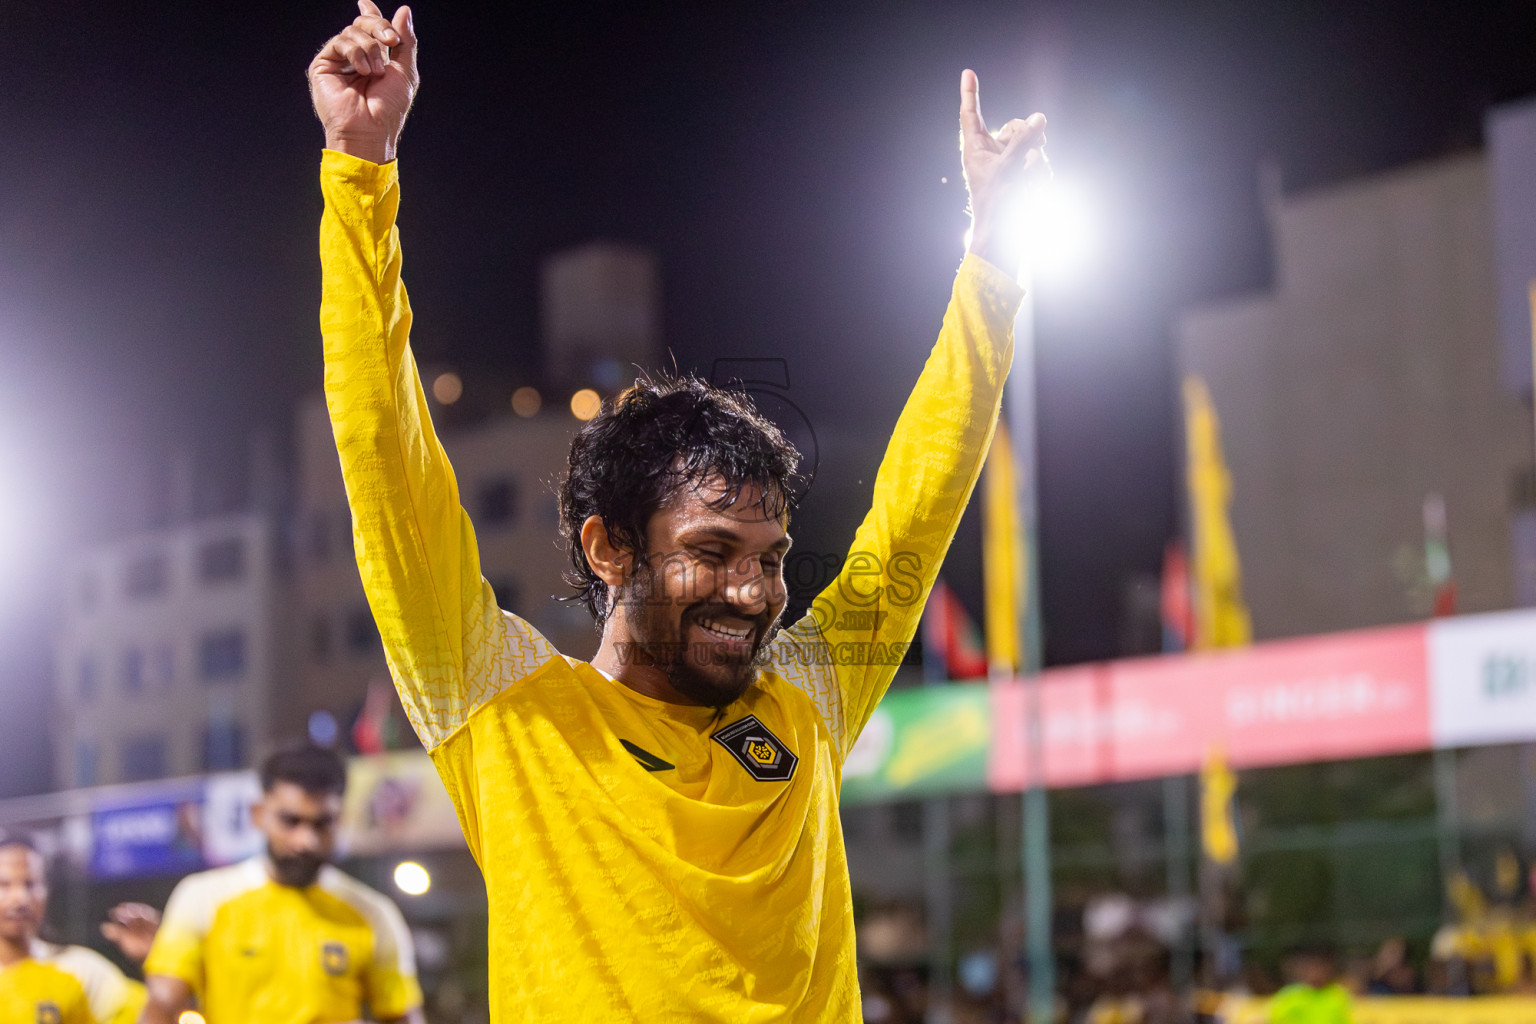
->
[619,476,790,707]
[0,846,47,945]
[254,782,343,888]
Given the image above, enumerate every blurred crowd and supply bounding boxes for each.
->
[854,869,1536,1023]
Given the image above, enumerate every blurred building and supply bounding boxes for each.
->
[1176,137,1534,639]
[53,512,282,788]
[52,242,659,787]
[541,242,660,392]
[280,393,596,743]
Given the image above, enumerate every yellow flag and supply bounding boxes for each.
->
[983,422,1023,674]
[1200,747,1239,866]
[1184,376,1252,649]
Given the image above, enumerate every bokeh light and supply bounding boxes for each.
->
[511,386,542,418]
[962,179,1093,281]
[307,710,338,747]
[432,372,463,405]
[570,389,602,421]
[394,860,431,896]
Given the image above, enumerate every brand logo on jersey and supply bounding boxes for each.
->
[619,738,675,772]
[321,941,349,976]
[36,1003,62,1024]
[712,715,797,782]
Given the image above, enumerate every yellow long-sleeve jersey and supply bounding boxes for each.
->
[320,150,1021,1020]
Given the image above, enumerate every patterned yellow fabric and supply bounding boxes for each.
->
[144,857,421,1023]
[0,958,93,1024]
[321,149,1020,1019]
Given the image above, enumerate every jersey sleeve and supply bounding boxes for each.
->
[362,892,424,1019]
[49,947,138,1024]
[765,253,1021,758]
[111,980,146,1024]
[319,150,559,753]
[141,876,208,994]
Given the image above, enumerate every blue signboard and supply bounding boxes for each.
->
[90,784,206,879]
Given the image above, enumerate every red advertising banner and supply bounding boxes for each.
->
[989,623,1430,791]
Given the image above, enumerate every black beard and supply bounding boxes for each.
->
[269,849,324,888]
[617,570,781,709]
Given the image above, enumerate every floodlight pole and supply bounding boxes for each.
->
[1008,273,1054,1023]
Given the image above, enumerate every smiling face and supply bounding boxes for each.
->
[611,476,791,708]
[0,845,46,947]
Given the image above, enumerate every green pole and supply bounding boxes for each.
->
[1009,278,1054,1022]
[922,636,954,1023]
[1163,774,1194,996]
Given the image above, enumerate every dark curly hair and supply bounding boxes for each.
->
[558,373,801,623]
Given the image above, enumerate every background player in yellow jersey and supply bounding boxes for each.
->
[139,746,423,1023]
[0,839,146,1024]
[310,1,1045,1017]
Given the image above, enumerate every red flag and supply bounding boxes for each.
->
[1161,540,1193,653]
[352,677,398,754]
[923,579,989,680]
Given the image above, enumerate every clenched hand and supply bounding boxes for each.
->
[309,1,419,164]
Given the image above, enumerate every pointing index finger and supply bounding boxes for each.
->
[960,68,987,142]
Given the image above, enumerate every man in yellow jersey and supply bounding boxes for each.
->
[139,746,423,1023]
[0,839,146,1024]
[310,2,1044,1017]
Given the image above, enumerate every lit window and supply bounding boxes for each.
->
[202,720,245,771]
[121,647,146,694]
[302,509,339,564]
[124,552,168,599]
[75,741,98,787]
[78,657,99,702]
[198,537,246,584]
[198,630,246,682]
[122,736,166,782]
[150,642,176,690]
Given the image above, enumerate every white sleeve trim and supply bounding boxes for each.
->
[763,614,848,757]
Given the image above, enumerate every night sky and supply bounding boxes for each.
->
[3,1,1536,796]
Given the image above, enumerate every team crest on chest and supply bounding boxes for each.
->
[711,715,797,782]
[321,940,350,976]
[36,1002,61,1024]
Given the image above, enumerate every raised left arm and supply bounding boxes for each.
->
[765,69,1044,756]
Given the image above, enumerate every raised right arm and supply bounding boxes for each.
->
[313,4,556,755]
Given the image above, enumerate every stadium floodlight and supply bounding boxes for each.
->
[1020,177,1092,280]
[394,860,431,896]
[962,177,1092,283]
